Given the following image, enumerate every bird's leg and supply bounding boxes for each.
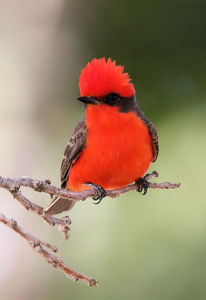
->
[135,174,150,195]
[85,182,106,204]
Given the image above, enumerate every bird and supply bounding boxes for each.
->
[45,57,158,215]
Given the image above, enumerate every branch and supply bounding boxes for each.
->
[0,171,180,286]
[0,176,71,239]
[106,171,180,198]
[0,171,180,202]
[0,213,98,286]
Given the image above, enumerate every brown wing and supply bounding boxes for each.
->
[45,119,87,215]
[135,103,159,162]
[60,118,88,188]
[146,121,159,162]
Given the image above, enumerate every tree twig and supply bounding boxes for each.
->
[0,213,98,286]
[0,171,180,201]
[0,176,71,239]
[107,171,180,197]
[0,171,180,286]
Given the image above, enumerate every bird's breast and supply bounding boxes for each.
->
[68,104,153,191]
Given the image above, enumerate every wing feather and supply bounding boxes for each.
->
[45,119,87,215]
[135,103,159,162]
[60,118,87,188]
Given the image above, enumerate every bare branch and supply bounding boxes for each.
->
[0,213,98,286]
[0,176,71,239]
[0,172,180,202]
[0,172,180,286]
[107,171,180,198]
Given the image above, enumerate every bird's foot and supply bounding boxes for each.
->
[135,174,150,195]
[136,171,159,195]
[85,182,107,204]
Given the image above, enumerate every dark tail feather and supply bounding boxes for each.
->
[45,196,75,215]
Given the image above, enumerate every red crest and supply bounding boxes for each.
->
[79,58,135,98]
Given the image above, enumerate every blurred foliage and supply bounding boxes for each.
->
[62,0,206,120]
[0,1,206,300]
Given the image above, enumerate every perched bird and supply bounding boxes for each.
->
[45,58,158,215]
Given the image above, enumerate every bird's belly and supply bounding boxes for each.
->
[67,111,153,191]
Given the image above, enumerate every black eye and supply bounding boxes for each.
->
[104,93,120,104]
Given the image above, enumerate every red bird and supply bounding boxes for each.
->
[46,58,158,214]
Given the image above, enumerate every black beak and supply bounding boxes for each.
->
[77,96,99,105]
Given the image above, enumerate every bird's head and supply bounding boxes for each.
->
[77,58,136,112]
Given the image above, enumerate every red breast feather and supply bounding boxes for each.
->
[68,105,153,191]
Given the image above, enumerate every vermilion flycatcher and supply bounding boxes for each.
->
[46,58,158,215]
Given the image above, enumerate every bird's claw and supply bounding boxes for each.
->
[85,182,106,204]
[135,175,150,195]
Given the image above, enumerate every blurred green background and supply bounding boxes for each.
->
[0,1,206,299]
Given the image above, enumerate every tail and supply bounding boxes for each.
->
[45,196,75,215]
